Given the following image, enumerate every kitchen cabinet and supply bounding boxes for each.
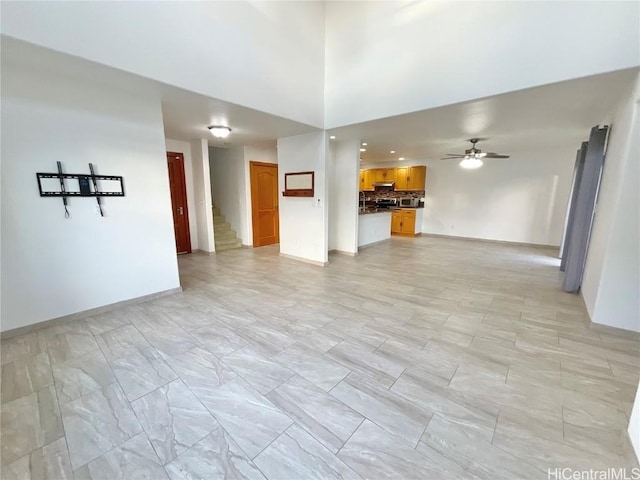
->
[394,167,408,190]
[360,169,375,190]
[407,166,426,190]
[363,169,375,190]
[373,168,395,183]
[391,209,421,236]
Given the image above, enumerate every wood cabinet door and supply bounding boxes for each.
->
[374,169,385,183]
[408,166,426,190]
[364,169,375,190]
[359,170,366,190]
[395,167,408,190]
[391,211,402,234]
[401,210,416,234]
[383,168,396,184]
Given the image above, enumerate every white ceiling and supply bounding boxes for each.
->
[329,68,638,163]
[3,36,637,159]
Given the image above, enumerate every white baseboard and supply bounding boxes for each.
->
[279,252,329,267]
[1,287,183,339]
[329,249,358,257]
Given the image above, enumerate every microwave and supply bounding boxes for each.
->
[399,197,420,207]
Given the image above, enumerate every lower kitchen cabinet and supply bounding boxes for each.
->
[391,209,422,236]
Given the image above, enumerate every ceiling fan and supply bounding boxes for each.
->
[441,138,510,169]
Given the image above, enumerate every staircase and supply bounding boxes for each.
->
[213,204,243,252]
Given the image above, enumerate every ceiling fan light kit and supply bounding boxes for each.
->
[459,157,483,169]
[442,138,510,169]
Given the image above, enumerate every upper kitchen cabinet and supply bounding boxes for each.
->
[394,167,408,190]
[407,166,426,190]
[360,169,375,190]
[376,168,395,184]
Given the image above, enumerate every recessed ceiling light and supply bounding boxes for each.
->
[329,135,336,140]
[399,157,405,161]
[390,150,396,154]
[360,148,366,152]
[362,142,367,146]
[208,125,232,138]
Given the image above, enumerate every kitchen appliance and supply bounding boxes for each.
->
[399,197,420,208]
[373,182,395,188]
[374,198,398,209]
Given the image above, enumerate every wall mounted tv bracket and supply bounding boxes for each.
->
[36,162,125,218]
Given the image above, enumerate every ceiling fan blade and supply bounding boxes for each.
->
[444,154,464,157]
[484,153,510,158]
[441,155,464,160]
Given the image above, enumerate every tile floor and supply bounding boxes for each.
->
[1,236,639,479]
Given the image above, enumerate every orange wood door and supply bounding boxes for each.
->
[167,152,192,254]
[359,170,366,190]
[250,161,279,247]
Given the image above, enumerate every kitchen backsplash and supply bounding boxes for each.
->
[363,190,425,201]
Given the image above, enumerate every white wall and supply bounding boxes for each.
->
[209,146,248,244]
[191,139,215,253]
[1,1,326,127]
[329,140,360,254]
[165,139,198,250]
[1,58,180,332]
[243,146,278,246]
[324,1,640,127]
[582,75,640,332]
[277,132,329,264]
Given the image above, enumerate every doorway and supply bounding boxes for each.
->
[167,152,192,254]
[250,161,279,247]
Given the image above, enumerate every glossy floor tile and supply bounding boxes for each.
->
[1,236,638,478]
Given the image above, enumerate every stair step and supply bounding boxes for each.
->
[215,239,242,251]
[214,230,237,240]
[214,222,231,232]
[213,216,227,224]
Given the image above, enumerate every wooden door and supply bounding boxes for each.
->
[374,169,385,183]
[395,167,408,190]
[250,161,279,247]
[383,168,396,184]
[167,152,192,254]
[408,166,427,190]
[359,170,366,191]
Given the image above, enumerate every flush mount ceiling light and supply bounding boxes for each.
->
[390,150,396,154]
[362,142,367,146]
[398,157,405,161]
[208,125,232,138]
[360,148,366,152]
[329,135,336,140]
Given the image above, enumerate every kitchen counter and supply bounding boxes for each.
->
[358,210,391,248]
